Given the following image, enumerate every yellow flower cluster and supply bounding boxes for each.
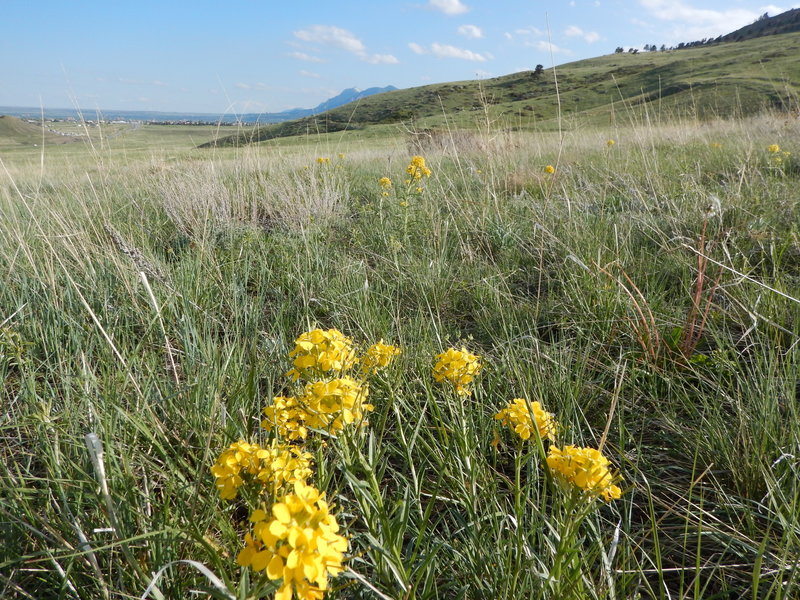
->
[406,155,432,180]
[544,164,555,174]
[263,378,373,439]
[263,396,311,442]
[287,329,359,381]
[378,177,392,189]
[305,377,373,434]
[237,481,348,600]
[211,440,314,500]
[768,144,781,153]
[493,394,621,501]
[316,157,330,164]
[546,445,622,501]
[432,347,482,396]
[494,398,557,442]
[267,329,400,441]
[217,327,400,598]
[361,340,402,374]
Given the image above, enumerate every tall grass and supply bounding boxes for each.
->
[1,112,799,599]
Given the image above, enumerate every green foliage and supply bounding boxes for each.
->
[1,112,799,599]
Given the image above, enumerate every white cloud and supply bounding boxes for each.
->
[428,0,470,15]
[299,70,321,79]
[364,53,400,64]
[293,25,398,65]
[235,82,251,90]
[565,25,601,42]
[294,25,365,53]
[534,40,572,54]
[458,24,483,38]
[431,42,488,61]
[289,51,327,63]
[505,26,544,42]
[410,41,487,61]
[637,0,800,41]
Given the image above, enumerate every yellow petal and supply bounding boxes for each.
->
[251,550,271,572]
[275,582,293,600]
[267,554,284,580]
[272,502,292,523]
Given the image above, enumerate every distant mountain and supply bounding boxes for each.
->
[0,86,398,125]
[312,86,398,113]
[270,86,398,121]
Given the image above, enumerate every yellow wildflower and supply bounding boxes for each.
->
[495,398,557,441]
[399,201,409,207]
[338,153,345,159]
[406,155,432,180]
[606,139,615,147]
[301,377,372,435]
[432,347,482,396]
[361,340,401,374]
[264,378,372,439]
[544,165,555,174]
[286,328,358,381]
[546,445,622,501]
[262,395,310,442]
[378,177,392,189]
[768,144,781,154]
[211,440,313,500]
[316,157,330,164]
[237,481,348,600]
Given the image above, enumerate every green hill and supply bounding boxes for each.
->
[0,115,85,148]
[201,31,800,148]
[717,8,800,43]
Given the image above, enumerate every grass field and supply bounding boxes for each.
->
[1,106,799,599]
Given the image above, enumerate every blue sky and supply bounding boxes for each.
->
[2,0,798,114]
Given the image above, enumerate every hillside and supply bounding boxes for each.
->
[0,115,85,148]
[202,30,800,147]
[718,8,800,43]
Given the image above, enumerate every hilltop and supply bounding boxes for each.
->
[202,29,800,148]
[717,8,800,43]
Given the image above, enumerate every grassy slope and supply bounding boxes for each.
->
[0,115,87,148]
[204,31,800,147]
